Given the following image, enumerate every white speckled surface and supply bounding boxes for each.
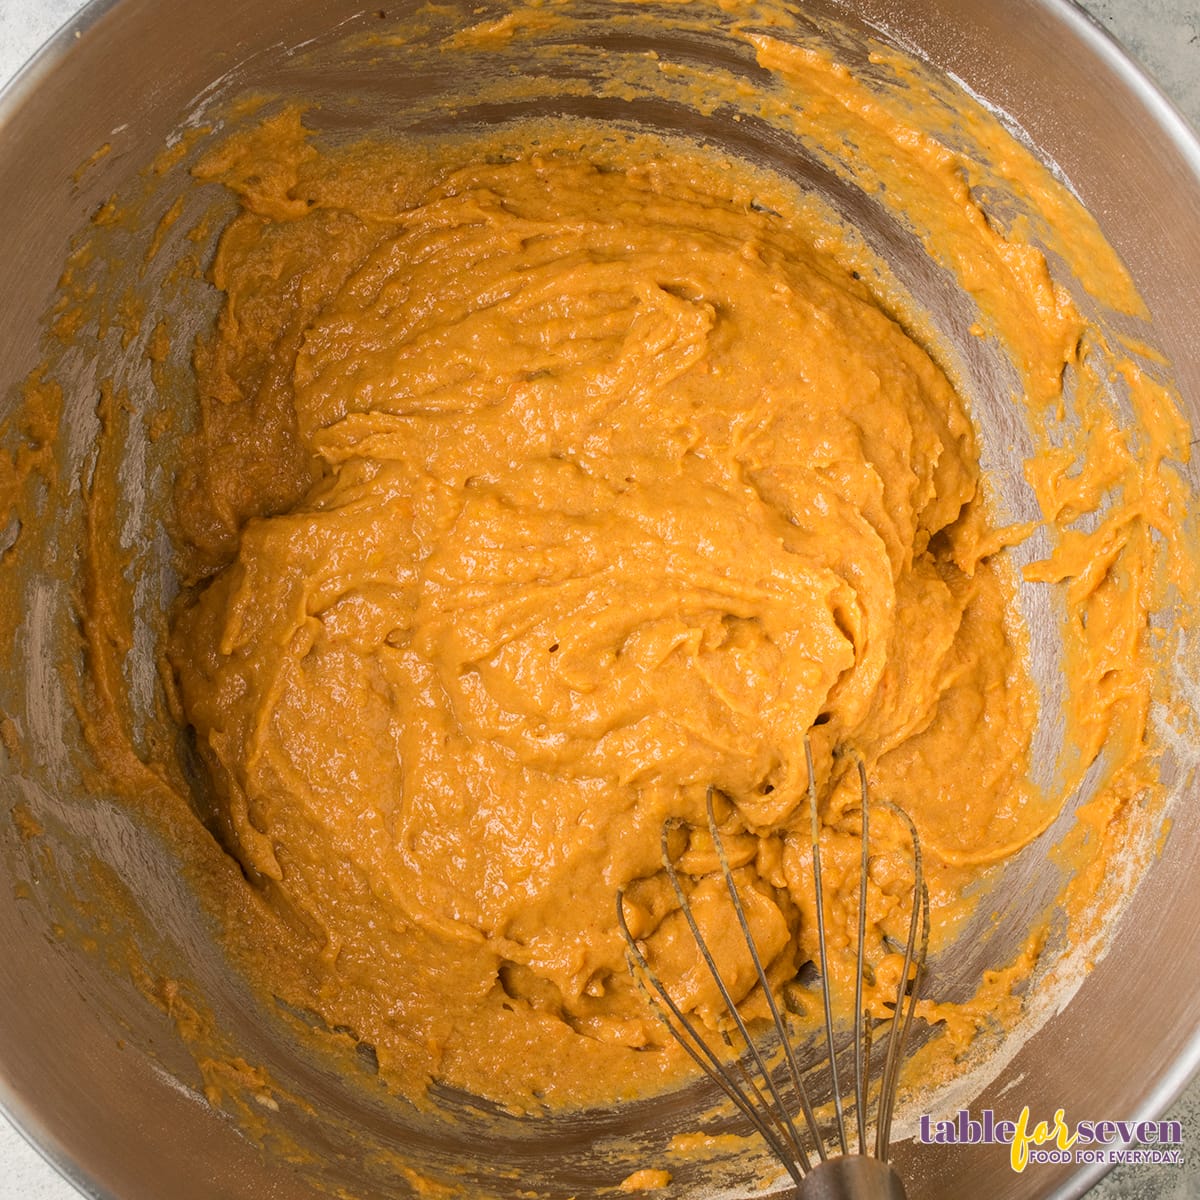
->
[0,1,1197,1196]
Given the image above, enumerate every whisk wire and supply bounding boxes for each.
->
[872,799,930,1160]
[720,1026,811,1175]
[852,754,871,1159]
[616,886,808,1189]
[702,788,821,1173]
[659,817,813,1177]
[807,737,850,1159]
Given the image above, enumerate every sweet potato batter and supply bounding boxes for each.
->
[165,113,1050,1107]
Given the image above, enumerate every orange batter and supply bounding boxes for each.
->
[164,114,1049,1107]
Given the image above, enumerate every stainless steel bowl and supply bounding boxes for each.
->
[2,2,1199,1197]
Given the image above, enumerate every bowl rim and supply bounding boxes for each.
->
[1,2,1198,1199]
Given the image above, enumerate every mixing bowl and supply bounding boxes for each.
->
[1,1,1199,1197]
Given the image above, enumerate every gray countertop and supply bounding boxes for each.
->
[1,0,1197,1197]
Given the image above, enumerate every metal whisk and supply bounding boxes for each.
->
[617,740,930,1199]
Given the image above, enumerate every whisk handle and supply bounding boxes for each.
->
[794,1155,908,1200]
